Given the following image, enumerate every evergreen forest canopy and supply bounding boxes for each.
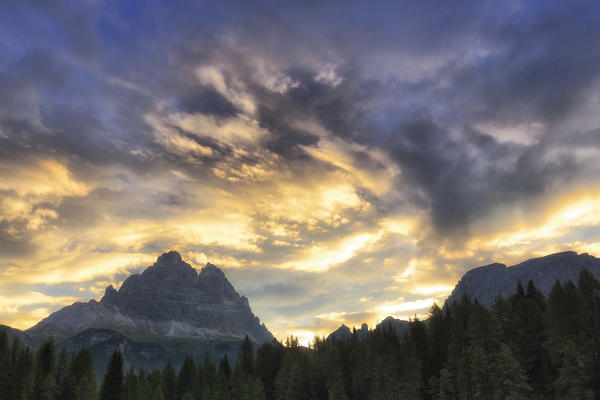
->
[1,268,599,400]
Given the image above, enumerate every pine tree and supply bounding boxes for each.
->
[14,344,35,400]
[327,365,348,400]
[438,368,455,400]
[31,338,56,400]
[427,303,449,379]
[408,316,429,395]
[468,344,491,400]
[0,329,10,400]
[151,386,165,400]
[137,369,153,400]
[554,340,593,399]
[490,344,531,400]
[100,349,124,400]
[55,347,69,391]
[509,283,552,396]
[256,339,283,400]
[577,268,600,397]
[124,366,139,400]
[176,357,197,399]
[71,349,97,400]
[148,368,162,393]
[243,377,266,400]
[399,335,421,400]
[240,336,255,376]
[219,354,231,377]
[39,373,58,400]
[162,360,176,400]
[286,361,306,400]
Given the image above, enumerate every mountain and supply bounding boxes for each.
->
[59,328,167,376]
[378,316,409,335]
[0,324,41,348]
[327,317,410,342]
[28,251,272,344]
[327,250,599,341]
[326,323,369,342]
[21,251,273,372]
[445,251,600,307]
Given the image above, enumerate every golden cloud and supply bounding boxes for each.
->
[0,158,89,230]
[0,292,80,330]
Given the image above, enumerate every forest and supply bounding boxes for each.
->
[1,268,599,400]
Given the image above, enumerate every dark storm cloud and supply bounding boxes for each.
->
[456,2,600,125]
[1,0,600,248]
[176,86,239,117]
[388,119,579,233]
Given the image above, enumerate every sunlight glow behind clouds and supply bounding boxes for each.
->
[1,0,600,340]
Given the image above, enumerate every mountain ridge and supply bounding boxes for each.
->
[326,250,600,340]
[27,250,273,344]
[444,251,600,307]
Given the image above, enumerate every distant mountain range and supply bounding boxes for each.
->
[4,251,273,373]
[328,251,600,340]
[3,249,600,373]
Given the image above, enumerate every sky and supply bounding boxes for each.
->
[1,0,600,344]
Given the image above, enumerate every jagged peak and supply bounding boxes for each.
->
[155,250,183,266]
[334,324,350,333]
[200,262,226,278]
[101,285,118,304]
[104,285,117,295]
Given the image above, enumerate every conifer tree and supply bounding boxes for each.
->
[327,365,348,400]
[408,316,429,393]
[100,349,124,400]
[71,348,97,400]
[554,340,593,399]
[162,360,176,400]
[0,329,10,399]
[256,339,283,400]
[148,368,162,393]
[577,268,600,397]
[427,303,449,379]
[240,335,255,376]
[490,344,531,400]
[285,361,306,400]
[438,368,455,400]
[399,337,421,400]
[176,356,197,399]
[219,354,231,377]
[55,347,69,391]
[124,366,139,400]
[509,282,552,396]
[468,344,491,400]
[151,386,165,400]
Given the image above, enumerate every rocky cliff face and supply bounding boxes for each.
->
[27,251,273,344]
[445,251,600,307]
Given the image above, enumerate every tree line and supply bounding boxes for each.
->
[1,268,599,399]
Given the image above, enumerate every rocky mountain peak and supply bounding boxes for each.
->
[103,285,118,303]
[200,262,226,278]
[155,250,183,266]
[140,251,197,283]
[28,251,274,345]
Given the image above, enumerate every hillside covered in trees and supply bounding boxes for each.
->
[1,268,599,400]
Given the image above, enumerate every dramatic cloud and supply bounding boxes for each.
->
[1,0,600,342]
